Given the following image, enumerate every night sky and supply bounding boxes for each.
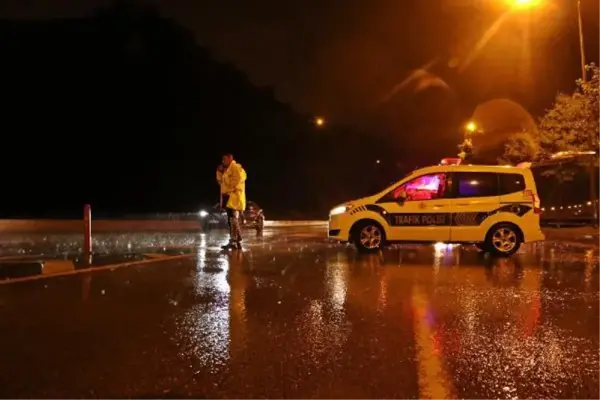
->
[2,0,598,120]
[0,0,598,218]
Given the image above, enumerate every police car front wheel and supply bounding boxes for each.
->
[484,223,522,257]
[353,220,386,252]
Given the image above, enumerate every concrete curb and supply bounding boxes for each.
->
[0,253,194,285]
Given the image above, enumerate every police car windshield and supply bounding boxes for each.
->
[385,171,418,191]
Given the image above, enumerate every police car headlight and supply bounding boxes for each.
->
[330,204,353,216]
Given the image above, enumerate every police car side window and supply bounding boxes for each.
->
[499,173,525,195]
[382,173,447,202]
[455,172,498,198]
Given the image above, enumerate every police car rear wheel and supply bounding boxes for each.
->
[354,221,385,252]
[485,224,521,257]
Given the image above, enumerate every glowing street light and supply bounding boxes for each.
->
[315,117,325,127]
[511,0,541,9]
[465,121,478,134]
[459,121,481,160]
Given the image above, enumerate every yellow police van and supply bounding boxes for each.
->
[328,161,544,255]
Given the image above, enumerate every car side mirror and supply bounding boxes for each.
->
[396,189,407,205]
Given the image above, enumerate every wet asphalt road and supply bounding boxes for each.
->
[0,227,598,399]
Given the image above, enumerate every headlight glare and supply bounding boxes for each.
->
[330,204,353,215]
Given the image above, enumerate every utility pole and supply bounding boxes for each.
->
[577,0,598,225]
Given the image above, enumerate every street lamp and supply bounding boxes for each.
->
[465,121,478,134]
[576,0,587,83]
[315,117,325,127]
[511,0,541,9]
[507,0,586,83]
[459,121,482,160]
[577,0,598,228]
[508,0,596,222]
[573,0,597,223]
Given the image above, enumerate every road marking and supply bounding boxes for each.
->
[412,286,455,399]
[143,253,172,259]
[0,254,46,261]
[0,254,194,285]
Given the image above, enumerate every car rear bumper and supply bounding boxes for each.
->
[524,229,545,243]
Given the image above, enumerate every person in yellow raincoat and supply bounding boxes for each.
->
[216,153,247,250]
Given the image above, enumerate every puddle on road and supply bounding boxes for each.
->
[0,228,323,258]
[0,232,205,258]
[0,234,596,399]
[72,253,147,269]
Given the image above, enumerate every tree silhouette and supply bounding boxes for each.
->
[503,64,599,163]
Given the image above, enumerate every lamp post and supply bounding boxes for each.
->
[508,0,596,223]
[459,121,481,161]
[575,0,598,224]
[576,0,587,84]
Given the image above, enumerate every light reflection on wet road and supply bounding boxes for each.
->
[0,227,324,259]
[0,227,597,399]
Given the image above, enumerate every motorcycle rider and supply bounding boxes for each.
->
[216,153,247,250]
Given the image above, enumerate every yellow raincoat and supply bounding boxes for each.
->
[216,161,247,211]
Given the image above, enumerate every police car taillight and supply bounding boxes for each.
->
[525,189,541,214]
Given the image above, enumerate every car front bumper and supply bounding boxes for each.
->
[328,215,351,241]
